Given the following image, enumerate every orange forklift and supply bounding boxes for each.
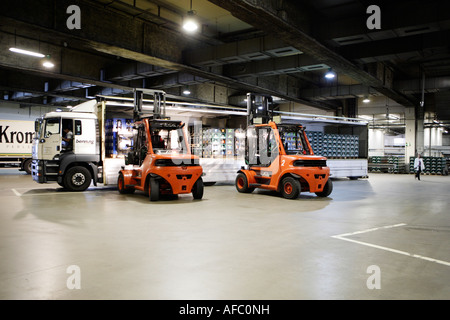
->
[117,89,203,201]
[235,93,333,199]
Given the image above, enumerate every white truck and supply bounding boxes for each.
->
[0,119,35,174]
[31,89,165,191]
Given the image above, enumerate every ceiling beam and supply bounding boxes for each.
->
[0,1,338,111]
[315,0,450,46]
[208,0,418,107]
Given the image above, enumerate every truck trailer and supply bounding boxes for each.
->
[0,119,35,174]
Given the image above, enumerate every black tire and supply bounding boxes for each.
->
[280,176,300,199]
[149,178,160,201]
[117,173,135,194]
[23,159,32,175]
[64,166,92,192]
[235,173,255,193]
[316,179,333,197]
[192,177,204,200]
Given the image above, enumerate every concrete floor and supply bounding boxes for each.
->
[0,168,449,300]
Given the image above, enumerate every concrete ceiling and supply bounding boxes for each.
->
[0,0,449,122]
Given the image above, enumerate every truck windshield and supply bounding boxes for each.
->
[278,125,311,155]
[44,118,61,138]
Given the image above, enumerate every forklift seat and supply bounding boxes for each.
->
[151,135,164,148]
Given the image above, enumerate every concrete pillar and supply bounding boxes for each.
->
[404,107,416,165]
[416,118,425,157]
[369,129,385,156]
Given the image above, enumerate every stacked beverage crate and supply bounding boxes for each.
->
[306,131,359,158]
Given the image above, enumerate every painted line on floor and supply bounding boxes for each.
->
[11,189,22,196]
[331,223,450,267]
[334,223,407,237]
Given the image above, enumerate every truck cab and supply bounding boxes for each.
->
[117,117,204,201]
[235,93,333,199]
[32,106,100,191]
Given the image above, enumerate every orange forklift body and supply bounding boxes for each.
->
[118,118,203,200]
[236,121,332,199]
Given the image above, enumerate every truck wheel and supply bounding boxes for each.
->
[192,177,204,200]
[64,166,92,192]
[235,173,254,193]
[280,176,300,199]
[149,178,160,201]
[23,159,32,174]
[316,179,333,197]
[118,173,135,194]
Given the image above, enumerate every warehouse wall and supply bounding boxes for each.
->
[0,101,56,120]
[278,102,335,116]
[443,134,450,146]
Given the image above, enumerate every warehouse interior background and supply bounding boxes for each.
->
[1,0,450,302]
[1,0,450,165]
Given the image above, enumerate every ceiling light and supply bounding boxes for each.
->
[42,55,55,68]
[183,0,199,33]
[363,96,371,103]
[183,90,191,95]
[43,61,55,68]
[324,68,336,79]
[9,47,45,58]
[183,11,198,32]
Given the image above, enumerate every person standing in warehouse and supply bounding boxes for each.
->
[414,154,426,180]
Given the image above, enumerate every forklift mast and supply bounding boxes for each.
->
[246,93,274,126]
[133,88,167,121]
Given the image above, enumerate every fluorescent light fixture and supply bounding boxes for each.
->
[9,47,45,58]
[362,97,371,103]
[183,90,191,95]
[56,108,62,112]
[359,115,373,120]
[324,68,336,79]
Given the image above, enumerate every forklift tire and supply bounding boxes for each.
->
[149,178,160,201]
[315,179,333,197]
[280,176,300,199]
[64,166,92,192]
[235,173,255,193]
[192,177,204,200]
[117,173,135,194]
